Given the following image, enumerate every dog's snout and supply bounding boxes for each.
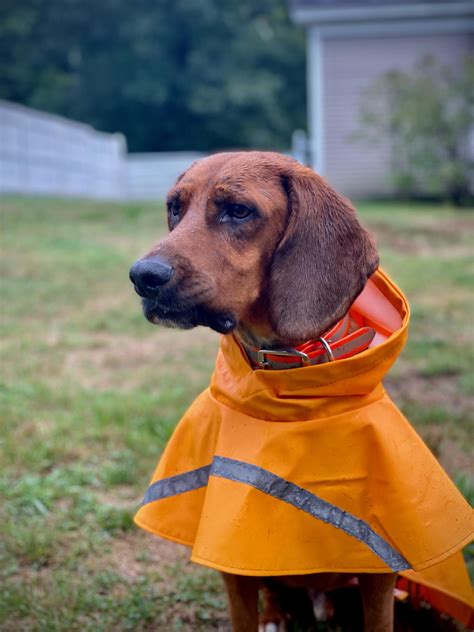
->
[129,257,174,297]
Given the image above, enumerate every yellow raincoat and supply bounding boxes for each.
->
[135,269,473,625]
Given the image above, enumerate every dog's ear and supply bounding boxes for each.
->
[269,163,379,342]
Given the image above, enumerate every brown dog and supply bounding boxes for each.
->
[129,152,396,631]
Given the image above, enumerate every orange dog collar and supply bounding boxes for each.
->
[241,314,376,370]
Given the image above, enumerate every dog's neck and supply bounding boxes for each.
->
[235,321,312,351]
[233,302,290,349]
[234,324,284,351]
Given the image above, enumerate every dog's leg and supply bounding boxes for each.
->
[221,572,259,632]
[260,580,317,631]
[358,573,397,632]
[260,583,288,630]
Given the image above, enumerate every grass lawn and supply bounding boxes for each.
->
[1,196,473,631]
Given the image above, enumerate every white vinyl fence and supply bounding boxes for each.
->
[0,101,206,201]
[0,100,127,200]
[127,152,204,200]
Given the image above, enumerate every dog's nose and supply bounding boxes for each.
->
[129,258,174,297]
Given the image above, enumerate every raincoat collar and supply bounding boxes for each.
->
[210,268,409,420]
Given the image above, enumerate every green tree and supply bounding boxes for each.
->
[0,0,306,152]
[358,56,473,206]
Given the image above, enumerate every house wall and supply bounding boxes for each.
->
[321,32,472,198]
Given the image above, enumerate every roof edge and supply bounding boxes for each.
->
[290,2,474,26]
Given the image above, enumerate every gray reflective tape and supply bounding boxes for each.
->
[210,456,410,572]
[333,329,375,358]
[142,464,211,505]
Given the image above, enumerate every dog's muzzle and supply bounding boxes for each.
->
[129,256,236,334]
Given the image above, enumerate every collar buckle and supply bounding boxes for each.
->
[257,348,311,370]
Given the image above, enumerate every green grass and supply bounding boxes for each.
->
[1,196,473,630]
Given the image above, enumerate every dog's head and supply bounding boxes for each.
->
[129,152,378,346]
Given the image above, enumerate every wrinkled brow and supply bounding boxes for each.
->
[166,186,191,206]
[212,182,256,204]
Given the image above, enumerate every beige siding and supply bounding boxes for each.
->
[323,33,473,198]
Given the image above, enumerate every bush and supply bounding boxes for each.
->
[358,55,474,206]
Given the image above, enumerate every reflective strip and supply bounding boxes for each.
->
[211,456,410,572]
[141,457,410,572]
[331,328,375,361]
[142,464,211,505]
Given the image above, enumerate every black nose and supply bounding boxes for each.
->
[129,257,174,297]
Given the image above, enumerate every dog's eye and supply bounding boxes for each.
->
[227,204,253,222]
[168,200,180,219]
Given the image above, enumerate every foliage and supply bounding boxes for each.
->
[358,56,474,206]
[0,0,306,152]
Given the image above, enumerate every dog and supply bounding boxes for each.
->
[129,152,473,632]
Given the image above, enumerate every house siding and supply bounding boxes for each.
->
[322,32,472,198]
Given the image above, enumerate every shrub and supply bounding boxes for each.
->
[358,56,473,206]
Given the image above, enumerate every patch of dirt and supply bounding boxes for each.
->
[418,426,473,476]
[366,216,474,256]
[87,531,231,630]
[34,418,57,435]
[385,373,474,414]
[94,530,190,582]
[94,486,140,509]
[75,288,136,321]
[63,328,218,391]
[100,233,151,255]
[385,372,473,477]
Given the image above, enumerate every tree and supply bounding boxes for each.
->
[0,0,306,152]
[357,56,473,206]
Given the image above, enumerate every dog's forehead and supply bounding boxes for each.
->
[179,152,285,190]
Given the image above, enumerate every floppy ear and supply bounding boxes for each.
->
[269,163,379,342]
